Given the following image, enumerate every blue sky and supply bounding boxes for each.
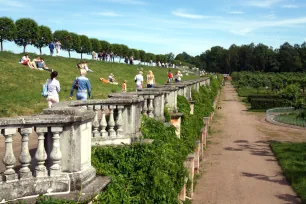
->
[1,0,306,57]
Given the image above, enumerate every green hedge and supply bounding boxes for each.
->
[250,98,290,109]
[37,75,222,204]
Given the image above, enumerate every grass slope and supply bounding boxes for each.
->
[0,51,198,117]
[271,142,306,203]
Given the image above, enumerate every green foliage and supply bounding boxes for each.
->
[0,17,16,51]
[34,25,53,55]
[100,40,110,52]
[271,142,306,203]
[279,84,301,106]
[53,30,72,53]
[35,195,80,204]
[250,98,290,110]
[164,107,171,122]
[70,32,81,57]
[76,35,92,59]
[91,76,221,203]
[14,18,39,52]
[90,38,101,53]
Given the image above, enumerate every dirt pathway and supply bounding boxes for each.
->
[193,82,306,204]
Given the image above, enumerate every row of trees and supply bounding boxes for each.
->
[0,17,178,63]
[176,42,306,73]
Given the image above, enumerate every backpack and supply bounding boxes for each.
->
[42,80,48,97]
[74,78,79,90]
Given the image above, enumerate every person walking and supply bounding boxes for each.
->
[48,42,55,56]
[122,80,127,92]
[55,40,61,56]
[134,71,144,90]
[70,69,92,100]
[167,70,174,83]
[46,71,60,108]
[146,70,155,88]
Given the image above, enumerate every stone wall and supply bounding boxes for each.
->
[0,77,210,201]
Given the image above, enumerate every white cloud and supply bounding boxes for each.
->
[245,0,284,8]
[282,4,298,8]
[91,11,122,17]
[172,10,219,19]
[103,0,146,5]
[0,0,23,7]
[228,11,245,14]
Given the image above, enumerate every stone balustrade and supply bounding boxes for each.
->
[0,107,96,201]
[0,77,210,201]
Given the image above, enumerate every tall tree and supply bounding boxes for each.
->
[34,25,53,55]
[100,40,110,52]
[53,30,73,57]
[76,35,92,59]
[166,52,175,62]
[112,44,123,62]
[139,50,146,63]
[14,18,39,53]
[70,32,81,58]
[90,38,101,53]
[0,17,16,51]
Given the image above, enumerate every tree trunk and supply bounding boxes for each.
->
[68,50,71,58]
[0,40,3,51]
[81,53,83,59]
[40,47,42,55]
[119,57,121,63]
[23,45,26,53]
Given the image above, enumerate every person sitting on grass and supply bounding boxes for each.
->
[30,56,41,69]
[37,58,53,72]
[76,61,93,72]
[122,80,127,92]
[19,53,34,68]
[108,73,116,83]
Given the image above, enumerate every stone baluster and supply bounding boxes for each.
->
[164,93,168,105]
[19,128,33,179]
[35,127,48,177]
[148,95,155,118]
[100,105,108,138]
[108,105,116,138]
[142,96,148,116]
[116,105,124,137]
[92,105,100,137]
[2,128,17,181]
[50,127,63,177]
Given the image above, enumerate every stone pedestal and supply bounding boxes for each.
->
[170,113,183,138]
[184,154,195,198]
[189,101,196,115]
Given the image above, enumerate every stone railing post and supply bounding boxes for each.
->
[116,105,124,137]
[50,126,63,177]
[100,105,108,138]
[19,128,33,179]
[2,128,17,181]
[148,95,155,118]
[92,105,100,137]
[35,127,48,177]
[108,105,116,138]
[170,113,183,138]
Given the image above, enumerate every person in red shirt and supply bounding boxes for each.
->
[167,70,174,83]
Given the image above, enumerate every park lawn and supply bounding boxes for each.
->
[274,113,306,128]
[271,142,306,204]
[0,51,198,117]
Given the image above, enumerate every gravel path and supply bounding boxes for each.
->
[193,82,305,204]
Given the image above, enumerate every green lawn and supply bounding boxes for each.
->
[274,113,306,128]
[0,51,198,117]
[271,142,306,203]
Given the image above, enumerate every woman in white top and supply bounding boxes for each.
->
[134,71,144,90]
[175,71,183,83]
[46,71,60,108]
[146,70,155,88]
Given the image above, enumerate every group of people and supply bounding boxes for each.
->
[93,51,115,62]
[45,65,92,108]
[43,62,183,109]
[19,54,53,72]
[48,40,62,56]
[124,56,134,65]
[168,70,183,83]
